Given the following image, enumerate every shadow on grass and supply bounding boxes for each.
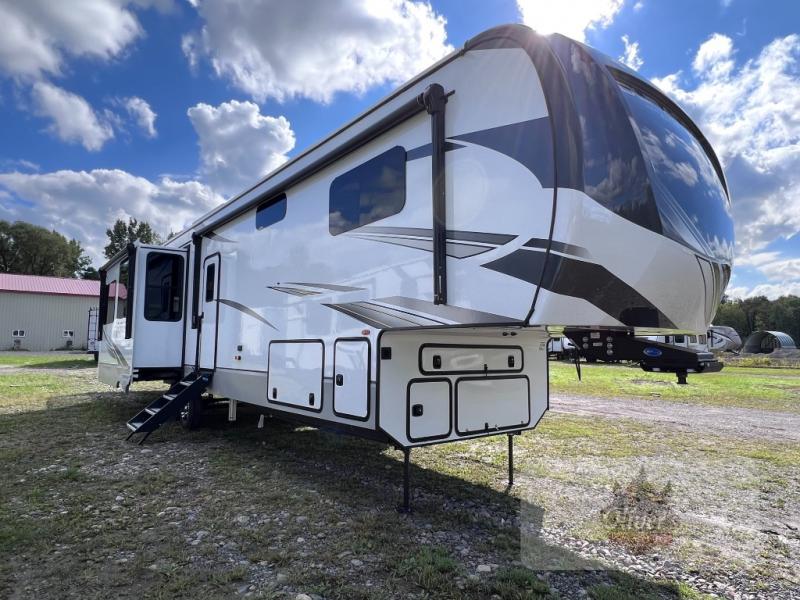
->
[0,392,697,600]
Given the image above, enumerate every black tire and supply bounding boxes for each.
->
[180,395,204,430]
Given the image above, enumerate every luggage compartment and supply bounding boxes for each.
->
[419,344,523,375]
[406,378,452,442]
[378,329,549,447]
[267,340,324,412]
[455,376,530,435]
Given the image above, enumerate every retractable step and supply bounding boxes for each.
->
[125,372,211,445]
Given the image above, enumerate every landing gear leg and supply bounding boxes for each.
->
[398,447,412,514]
[507,433,515,490]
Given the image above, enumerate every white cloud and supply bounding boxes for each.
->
[757,257,800,281]
[183,0,452,103]
[734,251,781,268]
[726,281,800,300]
[652,34,800,257]
[31,81,114,151]
[123,96,157,138]
[0,1,172,80]
[0,168,222,263]
[691,33,734,79]
[619,35,643,70]
[187,100,295,197]
[517,0,625,42]
[633,1,644,11]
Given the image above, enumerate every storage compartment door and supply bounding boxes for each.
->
[333,339,369,420]
[267,341,324,412]
[420,345,523,374]
[456,376,530,435]
[407,379,451,442]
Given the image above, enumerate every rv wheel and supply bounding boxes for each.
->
[180,395,203,430]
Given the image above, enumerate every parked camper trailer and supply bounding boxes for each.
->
[548,337,576,360]
[708,325,742,353]
[98,25,732,509]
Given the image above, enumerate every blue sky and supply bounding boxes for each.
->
[0,0,798,300]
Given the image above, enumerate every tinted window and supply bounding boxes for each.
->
[104,280,117,325]
[256,194,287,229]
[144,253,184,322]
[205,263,216,302]
[619,84,734,263]
[329,146,406,235]
[116,260,129,320]
[674,335,685,344]
[548,38,661,233]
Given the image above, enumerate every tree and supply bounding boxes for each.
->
[0,220,93,278]
[104,217,162,258]
[715,294,800,346]
[81,266,101,280]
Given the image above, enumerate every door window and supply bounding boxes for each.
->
[205,263,216,302]
[144,253,185,322]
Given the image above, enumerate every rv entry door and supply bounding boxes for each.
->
[199,254,220,370]
[131,245,188,371]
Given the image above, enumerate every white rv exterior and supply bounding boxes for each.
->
[98,25,733,455]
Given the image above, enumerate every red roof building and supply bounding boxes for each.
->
[0,273,100,297]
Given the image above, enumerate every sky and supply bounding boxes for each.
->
[0,0,798,300]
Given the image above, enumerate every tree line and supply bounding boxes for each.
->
[716,295,800,346]
[0,217,162,280]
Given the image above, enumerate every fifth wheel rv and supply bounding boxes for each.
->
[97,24,733,510]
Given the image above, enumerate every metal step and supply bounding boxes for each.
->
[124,372,212,443]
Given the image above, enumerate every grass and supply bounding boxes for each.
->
[1,354,797,598]
[588,572,717,600]
[0,352,95,369]
[549,361,800,413]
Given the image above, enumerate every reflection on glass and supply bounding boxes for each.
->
[549,37,661,233]
[619,85,734,263]
[144,253,184,322]
[256,195,287,230]
[117,260,129,319]
[329,146,406,235]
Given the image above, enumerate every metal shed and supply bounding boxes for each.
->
[742,330,798,354]
[0,274,100,351]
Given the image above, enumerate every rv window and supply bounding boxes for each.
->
[256,194,287,230]
[144,253,185,322]
[12,330,25,338]
[116,260,129,320]
[104,280,117,325]
[205,263,216,302]
[674,334,685,344]
[699,334,707,344]
[689,335,697,343]
[329,145,406,235]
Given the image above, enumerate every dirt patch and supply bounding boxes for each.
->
[551,392,800,442]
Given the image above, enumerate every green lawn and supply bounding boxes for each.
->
[0,353,95,369]
[549,361,800,413]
